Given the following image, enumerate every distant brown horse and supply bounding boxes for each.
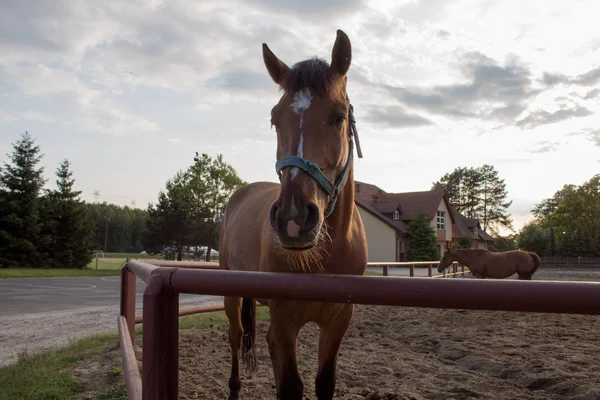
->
[438,249,540,280]
[219,30,368,400]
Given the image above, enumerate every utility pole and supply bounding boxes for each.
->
[104,215,110,254]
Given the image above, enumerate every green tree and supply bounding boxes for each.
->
[517,222,547,254]
[406,211,440,261]
[144,171,193,261]
[437,164,513,234]
[532,184,577,223]
[38,160,95,268]
[438,167,481,218]
[456,236,474,249]
[488,234,518,252]
[478,165,513,233]
[0,132,46,268]
[185,153,246,260]
[144,153,246,261]
[84,202,148,253]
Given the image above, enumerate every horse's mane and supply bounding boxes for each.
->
[281,57,336,97]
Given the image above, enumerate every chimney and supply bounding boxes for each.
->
[373,189,383,203]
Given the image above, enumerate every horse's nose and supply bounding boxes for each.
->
[269,200,320,238]
[303,201,319,233]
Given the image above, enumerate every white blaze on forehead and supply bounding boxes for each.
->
[290,88,312,180]
[291,88,312,114]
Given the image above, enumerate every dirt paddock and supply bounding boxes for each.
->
[151,269,600,400]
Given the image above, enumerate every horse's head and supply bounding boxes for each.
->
[438,248,454,273]
[264,30,356,250]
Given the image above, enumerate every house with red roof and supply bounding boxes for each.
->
[354,181,494,262]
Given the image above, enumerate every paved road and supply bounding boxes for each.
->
[0,276,221,367]
[0,275,220,317]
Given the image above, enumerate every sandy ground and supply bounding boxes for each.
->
[168,269,600,399]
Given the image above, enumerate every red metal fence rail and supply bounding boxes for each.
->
[119,260,600,399]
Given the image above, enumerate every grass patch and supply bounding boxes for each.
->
[0,334,120,400]
[0,307,270,399]
[364,271,383,276]
[0,268,121,279]
[103,253,155,259]
[86,257,130,270]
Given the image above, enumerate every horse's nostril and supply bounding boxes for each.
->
[304,202,320,232]
[269,203,280,232]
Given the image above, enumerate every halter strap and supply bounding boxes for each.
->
[274,93,362,218]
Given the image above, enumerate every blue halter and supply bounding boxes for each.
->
[274,94,363,218]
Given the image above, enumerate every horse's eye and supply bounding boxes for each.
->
[334,115,346,127]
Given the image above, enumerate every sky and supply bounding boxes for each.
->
[1,0,599,235]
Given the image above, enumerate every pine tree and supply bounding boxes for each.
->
[406,211,440,261]
[477,165,513,234]
[438,165,513,234]
[39,160,95,268]
[0,132,46,268]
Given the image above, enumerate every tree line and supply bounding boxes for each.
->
[0,133,95,268]
[517,174,600,257]
[0,132,245,269]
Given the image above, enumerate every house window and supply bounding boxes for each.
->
[436,211,445,230]
[393,210,400,220]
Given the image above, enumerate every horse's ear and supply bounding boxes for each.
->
[262,43,290,85]
[331,29,351,76]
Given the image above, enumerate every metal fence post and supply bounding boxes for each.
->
[409,264,414,277]
[383,265,388,276]
[428,264,432,277]
[142,270,179,400]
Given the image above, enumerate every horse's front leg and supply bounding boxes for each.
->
[268,303,303,400]
[315,304,354,400]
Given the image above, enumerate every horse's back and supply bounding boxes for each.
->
[219,181,280,272]
[487,250,537,275]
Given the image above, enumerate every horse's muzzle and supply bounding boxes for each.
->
[269,201,320,250]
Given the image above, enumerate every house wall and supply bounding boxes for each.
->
[430,199,453,242]
[396,234,409,261]
[357,208,397,262]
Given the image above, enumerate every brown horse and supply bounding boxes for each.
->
[438,248,540,280]
[219,30,368,400]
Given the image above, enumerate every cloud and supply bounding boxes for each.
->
[584,88,600,100]
[588,129,600,147]
[516,106,593,129]
[248,0,365,20]
[382,51,537,122]
[542,66,600,87]
[532,141,560,154]
[566,128,600,148]
[362,105,433,128]
[203,68,274,92]
[436,30,451,39]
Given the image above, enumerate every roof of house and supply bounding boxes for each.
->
[355,191,410,234]
[354,180,495,242]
